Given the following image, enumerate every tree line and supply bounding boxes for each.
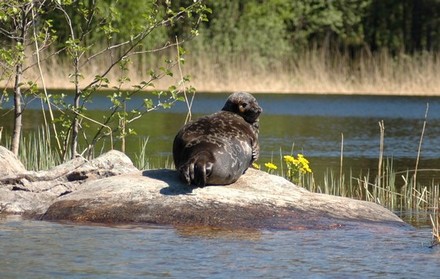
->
[4,1,439,60]
[192,0,440,61]
[25,0,440,58]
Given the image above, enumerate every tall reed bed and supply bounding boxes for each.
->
[189,48,440,95]
[2,47,440,95]
[271,150,439,245]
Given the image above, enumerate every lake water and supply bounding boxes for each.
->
[1,93,440,277]
[0,215,439,278]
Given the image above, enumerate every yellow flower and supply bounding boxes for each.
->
[299,167,307,174]
[265,162,278,170]
[284,153,313,178]
[252,162,261,170]
[283,155,295,164]
[304,165,312,173]
[297,153,310,165]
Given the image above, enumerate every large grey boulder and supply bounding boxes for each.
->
[41,168,406,230]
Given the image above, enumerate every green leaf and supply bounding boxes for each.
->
[143,98,153,109]
[161,102,172,109]
[128,128,137,135]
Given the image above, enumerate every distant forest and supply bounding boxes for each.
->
[2,0,440,62]
[37,0,440,58]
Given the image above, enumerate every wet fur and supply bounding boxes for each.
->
[173,92,262,187]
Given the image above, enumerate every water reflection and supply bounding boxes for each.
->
[0,216,439,278]
[175,225,263,240]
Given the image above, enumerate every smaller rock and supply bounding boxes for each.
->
[69,150,139,180]
[0,148,139,215]
[0,146,26,177]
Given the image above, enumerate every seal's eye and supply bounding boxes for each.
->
[238,102,247,113]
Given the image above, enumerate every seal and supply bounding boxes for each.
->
[173,92,262,187]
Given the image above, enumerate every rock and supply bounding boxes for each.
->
[41,168,407,230]
[0,146,26,177]
[0,149,138,214]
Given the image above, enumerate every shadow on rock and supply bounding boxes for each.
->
[142,169,193,195]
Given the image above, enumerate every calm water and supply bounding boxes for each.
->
[0,215,439,278]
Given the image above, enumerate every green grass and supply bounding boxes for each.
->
[277,158,440,219]
[3,127,63,171]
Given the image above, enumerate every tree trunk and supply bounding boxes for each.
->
[70,55,81,159]
[70,88,80,158]
[10,4,30,156]
[11,63,23,156]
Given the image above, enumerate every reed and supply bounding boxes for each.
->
[133,137,151,170]
[173,48,440,95]
[2,47,440,95]
[3,126,63,170]
[286,158,440,229]
[306,157,438,206]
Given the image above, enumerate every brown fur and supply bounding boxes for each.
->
[173,92,262,187]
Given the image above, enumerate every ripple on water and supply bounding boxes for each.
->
[0,216,439,278]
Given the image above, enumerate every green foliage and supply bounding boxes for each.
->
[188,0,371,69]
[187,0,440,66]
[235,1,292,63]
[362,0,440,53]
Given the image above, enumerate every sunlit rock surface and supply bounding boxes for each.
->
[41,169,405,230]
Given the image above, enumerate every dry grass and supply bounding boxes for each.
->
[187,48,440,95]
[2,48,440,95]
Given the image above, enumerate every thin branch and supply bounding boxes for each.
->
[79,4,197,83]
[378,120,385,189]
[175,37,193,124]
[22,47,66,72]
[31,5,62,153]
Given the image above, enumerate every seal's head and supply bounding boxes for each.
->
[221,92,262,124]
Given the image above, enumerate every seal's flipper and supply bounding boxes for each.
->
[191,152,214,187]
